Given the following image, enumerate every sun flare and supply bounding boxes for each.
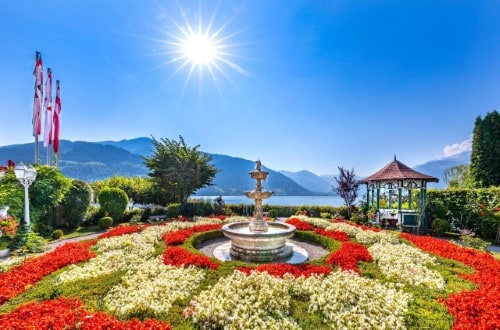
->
[181,33,218,65]
[162,6,247,89]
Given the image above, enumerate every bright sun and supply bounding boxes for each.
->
[181,33,218,65]
[163,6,247,89]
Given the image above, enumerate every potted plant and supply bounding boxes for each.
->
[0,215,18,257]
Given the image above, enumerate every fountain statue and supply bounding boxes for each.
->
[220,160,297,262]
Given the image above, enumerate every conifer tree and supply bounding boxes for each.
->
[470,110,500,187]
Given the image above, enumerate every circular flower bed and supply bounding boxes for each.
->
[0,216,498,329]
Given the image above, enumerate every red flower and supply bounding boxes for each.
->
[238,263,331,278]
[0,241,96,304]
[163,246,218,269]
[314,228,350,242]
[0,216,18,237]
[98,224,144,239]
[162,224,222,245]
[286,218,314,231]
[0,297,172,329]
[325,242,373,273]
[401,233,500,329]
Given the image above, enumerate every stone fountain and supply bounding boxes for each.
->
[220,160,297,262]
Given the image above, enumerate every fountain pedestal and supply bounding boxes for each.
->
[221,161,297,262]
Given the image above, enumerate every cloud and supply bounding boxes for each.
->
[443,136,472,157]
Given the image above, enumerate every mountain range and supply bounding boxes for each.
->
[0,137,470,194]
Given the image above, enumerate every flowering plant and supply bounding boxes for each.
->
[0,216,18,238]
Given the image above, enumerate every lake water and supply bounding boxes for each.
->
[191,195,345,207]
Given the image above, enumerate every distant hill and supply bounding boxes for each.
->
[414,150,471,188]
[0,140,147,181]
[196,154,316,196]
[99,137,154,157]
[0,139,317,195]
[280,170,333,194]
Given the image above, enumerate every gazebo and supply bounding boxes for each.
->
[360,157,438,232]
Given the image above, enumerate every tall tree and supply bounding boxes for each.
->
[332,166,360,218]
[470,110,500,187]
[144,136,219,206]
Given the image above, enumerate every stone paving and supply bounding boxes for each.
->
[197,236,330,262]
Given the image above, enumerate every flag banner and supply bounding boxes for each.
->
[32,51,43,137]
[53,80,62,154]
[43,68,53,147]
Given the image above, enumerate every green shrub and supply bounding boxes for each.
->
[460,235,490,251]
[8,228,47,254]
[320,212,332,219]
[82,205,106,226]
[51,229,64,240]
[432,218,451,236]
[180,200,213,217]
[426,188,500,238]
[140,207,152,221]
[98,217,113,229]
[60,180,92,228]
[268,209,278,218]
[130,214,142,224]
[166,203,181,218]
[120,209,143,224]
[97,187,129,224]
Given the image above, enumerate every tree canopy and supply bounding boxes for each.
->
[332,166,360,218]
[470,110,500,187]
[144,136,219,205]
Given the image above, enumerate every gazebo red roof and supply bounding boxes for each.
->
[360,158,439,183]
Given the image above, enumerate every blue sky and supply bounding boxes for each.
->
[1,1,499,176]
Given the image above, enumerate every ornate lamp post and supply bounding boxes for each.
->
[14,162,37,230]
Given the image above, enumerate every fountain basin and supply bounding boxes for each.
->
[222,222,296,262]
[244,191,272,200]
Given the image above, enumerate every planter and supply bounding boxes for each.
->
[0,248,10,258]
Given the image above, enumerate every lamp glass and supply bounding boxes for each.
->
[25,165,37,181]
[14,163,26,180]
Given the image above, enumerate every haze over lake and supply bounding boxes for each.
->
[192,195,345,207]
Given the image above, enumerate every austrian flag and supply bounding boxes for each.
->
[43,68,53,147]
[32,51,43,137]
[53,80,62,154]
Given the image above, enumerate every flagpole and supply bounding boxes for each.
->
[34,136,39,163]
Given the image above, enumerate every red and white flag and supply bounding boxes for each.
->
[43,68,53,147]
[53,80,62,154]
[32,51,43,137]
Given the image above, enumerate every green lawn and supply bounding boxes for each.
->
[48,225,104,242]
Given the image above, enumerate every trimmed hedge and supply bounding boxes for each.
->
[426,187,500,239]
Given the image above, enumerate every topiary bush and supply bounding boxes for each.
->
[98,216,113,229]
[51,229,64,240]
[60,180,92,228]
[97,188,128,224]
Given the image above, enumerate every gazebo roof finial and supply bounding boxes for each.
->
[394,154,397,161]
